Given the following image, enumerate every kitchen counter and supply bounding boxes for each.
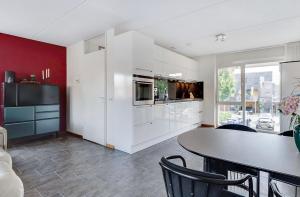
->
[154,98,203,104]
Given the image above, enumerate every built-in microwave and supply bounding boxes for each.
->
[133,75,154,106]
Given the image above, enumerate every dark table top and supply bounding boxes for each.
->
[178,128,300,179]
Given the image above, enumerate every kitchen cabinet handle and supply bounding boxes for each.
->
[135,67,153,72]
[134,121,153,126]
[134,105,152,108]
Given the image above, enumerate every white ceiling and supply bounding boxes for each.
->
[1,0,300,57]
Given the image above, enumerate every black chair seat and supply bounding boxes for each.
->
[217,124,257,132]
[278,130,293,137]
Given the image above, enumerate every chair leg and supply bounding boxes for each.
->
[203,158,210,172]
[256,172,260,197]
[268,175,273,197]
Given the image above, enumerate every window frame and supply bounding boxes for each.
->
[216,65,245,126]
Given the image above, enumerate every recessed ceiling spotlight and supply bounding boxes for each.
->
[215,33,226,42]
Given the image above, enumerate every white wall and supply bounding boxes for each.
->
[286,41,300,61]
[67,41,85,135]
[195,55,216,126]
[216,45,285,68]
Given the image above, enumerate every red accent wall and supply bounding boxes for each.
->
[0,33,66,131]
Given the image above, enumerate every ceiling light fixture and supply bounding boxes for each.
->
[215,33,226,42]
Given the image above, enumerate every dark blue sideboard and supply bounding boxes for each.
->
[1,83,60,140]
[4,105,60,139]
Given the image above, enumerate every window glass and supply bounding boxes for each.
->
[218,67,241,102]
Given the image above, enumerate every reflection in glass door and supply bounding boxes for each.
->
[217,63,280,133]
[245,63,280,133]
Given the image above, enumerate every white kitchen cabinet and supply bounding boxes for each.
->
[153,60,169,77]
[189,101,203,125]
[170,102,188,131]
[132,32,154,76]
[153,45,199,81]
[133,122,153,145]
[132,100,203,152]
[154,45,166,62]
[152,104,170,135]
[133,105,153,126]
[133,104,170,146]
[180,102,192,128]
[169,103,178,131]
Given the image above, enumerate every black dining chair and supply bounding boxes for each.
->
[217,124,257,133]
[203,124,260,196]
[278,130,293,137]
[269,180,284,197]
[267,131,298,197]
[159,155,254,197]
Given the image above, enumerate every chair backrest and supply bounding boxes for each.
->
[217,124,257,132]
[159,156,227,197]
[278,130,293,137]
[270,180,284,197]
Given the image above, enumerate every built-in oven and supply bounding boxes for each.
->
[133,75,154,106]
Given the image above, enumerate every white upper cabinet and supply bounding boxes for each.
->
[132,32,154,76]
[153,45,199,80]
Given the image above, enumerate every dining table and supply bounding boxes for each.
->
[177,127,300,196]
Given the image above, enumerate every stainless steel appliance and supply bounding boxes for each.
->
[133,75,154,105]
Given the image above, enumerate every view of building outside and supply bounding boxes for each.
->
[245,64,280,132]
[217,63,280,133]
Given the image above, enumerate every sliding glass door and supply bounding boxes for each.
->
[217,66,242,126]
[217,63,280,133]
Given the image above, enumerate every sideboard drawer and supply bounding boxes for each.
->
[4,107,35,123]
[35,112,60,120]
[36,118,59,134]
[35,105,59,112]
[4,122,35,139]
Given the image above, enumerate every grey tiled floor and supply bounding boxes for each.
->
[8,135,297,197]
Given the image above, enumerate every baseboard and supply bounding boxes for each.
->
[66,131,83,139]
[201,124,215,128]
